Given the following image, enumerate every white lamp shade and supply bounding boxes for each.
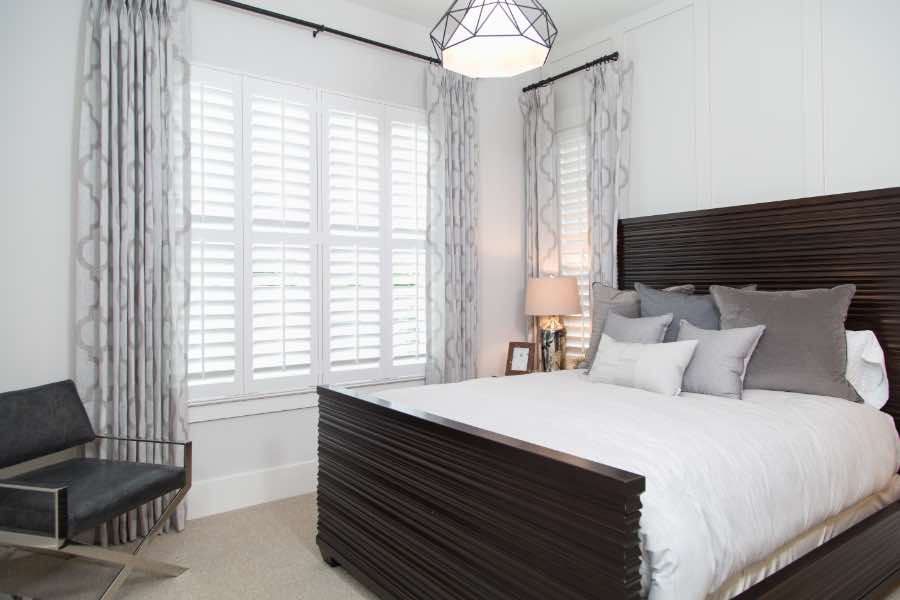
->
[525,277,581,316]
[442,36,550,79]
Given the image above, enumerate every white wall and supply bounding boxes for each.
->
[477,78,527,377]
[0,0,84,392]
[540,0,900,218]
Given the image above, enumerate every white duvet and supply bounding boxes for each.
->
[377,371,900,600]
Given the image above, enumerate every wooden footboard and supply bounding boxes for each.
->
[316,385,646,600]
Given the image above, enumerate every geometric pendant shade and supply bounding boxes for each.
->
[430,0,558,78]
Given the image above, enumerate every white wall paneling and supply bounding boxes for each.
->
[624,5,698,217]
[822,0,900,194]
[709,0,807,207]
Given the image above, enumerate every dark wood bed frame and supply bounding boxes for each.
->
[317,187,900,600]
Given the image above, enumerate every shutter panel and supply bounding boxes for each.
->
[390,119,428,239]
[244,79,318,389]
[328,244,381,371]
[250,243,313,379]
[391,247,426,365]
[190,71,239,231]
[189,241,238,384]
[559,129,591,364]
[248,84,314,233]
[326,97,382,236]
[189,67,242,394]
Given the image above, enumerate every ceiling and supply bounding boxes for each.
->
[342,0,667,52]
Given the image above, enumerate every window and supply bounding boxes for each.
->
[558,128,591,366]
[189,66,427,401]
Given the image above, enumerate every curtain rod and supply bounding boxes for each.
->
[522,51,619,93]
[206,0,441,65]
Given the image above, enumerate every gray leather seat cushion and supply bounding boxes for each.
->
[0,458,185,536]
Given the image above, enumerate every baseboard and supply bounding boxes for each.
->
[187,460,317,520]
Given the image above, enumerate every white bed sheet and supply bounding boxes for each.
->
[376,370,900,600]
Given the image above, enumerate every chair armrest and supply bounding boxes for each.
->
[94,434,190,447]
[0,480,68,548]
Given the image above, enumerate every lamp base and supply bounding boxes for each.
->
[540,327,567,372]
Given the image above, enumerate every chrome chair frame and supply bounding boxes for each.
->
[0,435,192,600]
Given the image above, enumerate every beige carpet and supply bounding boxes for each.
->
[2,494,898,600]
[0,494,376,600]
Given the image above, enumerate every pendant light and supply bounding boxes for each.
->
[430,1,558,78]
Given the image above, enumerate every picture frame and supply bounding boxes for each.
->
[505,342,535,376]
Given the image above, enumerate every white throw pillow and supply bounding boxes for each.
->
[587,334,698,396]
[845,330,889,409]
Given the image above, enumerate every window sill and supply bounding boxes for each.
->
[187,376,425,423]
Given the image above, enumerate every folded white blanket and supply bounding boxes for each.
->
[379,371,900,600]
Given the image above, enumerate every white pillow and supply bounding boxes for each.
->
[846,330,889,409]
[587,334,698,396]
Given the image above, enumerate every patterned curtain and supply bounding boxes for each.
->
[425,65,480,384]
[520,87,558,365]
[585,60,634,288]
[75,0,191,543]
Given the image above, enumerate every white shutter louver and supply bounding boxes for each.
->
[189,241,238,385]
[248,86,314,233]
[390,119,428,239]
[329,245,381,371]
[391,248,426,365]
[190,74,239,231]
[327,99,381,236]
[251,243,313,379]
[559,129,591,364]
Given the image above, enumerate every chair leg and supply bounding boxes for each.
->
[97,485,190,600]
[63,544,187,576]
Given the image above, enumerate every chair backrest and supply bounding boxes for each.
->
[0,380,96,468]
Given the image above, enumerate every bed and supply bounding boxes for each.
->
[316,187,900,600]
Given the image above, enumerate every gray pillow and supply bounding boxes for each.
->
[710,284,857,401]
[580,283,694,367]
[637,283,757,343]
[603,311,673,344]
[677,320,766,399]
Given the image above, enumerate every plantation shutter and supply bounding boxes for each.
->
[558,128,591,364]
[326,96,381,237]
[245,79,317,389]
[324,94,384,378]
[189,68,242,393]
[328,244,382,371]
[388,109,428,368]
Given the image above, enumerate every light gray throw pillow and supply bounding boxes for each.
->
[677,320,766,399]
[603,311,673,344]
[588,334,698,396]
[710,284,857,401]
[580,283,694,368]
[637,283,757,343]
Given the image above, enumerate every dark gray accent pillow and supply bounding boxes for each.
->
[677,320,766,399]
[710,284,857,400]
[603,311,673,344]
[637,283,758,342]
[580,283,694,368]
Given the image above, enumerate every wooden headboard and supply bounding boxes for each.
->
[618,187,900,430]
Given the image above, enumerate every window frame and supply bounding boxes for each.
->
[188,64,427,409]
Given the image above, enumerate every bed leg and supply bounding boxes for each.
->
[318,539,340,568]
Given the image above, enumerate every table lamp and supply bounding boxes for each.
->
[525,276,581,372]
